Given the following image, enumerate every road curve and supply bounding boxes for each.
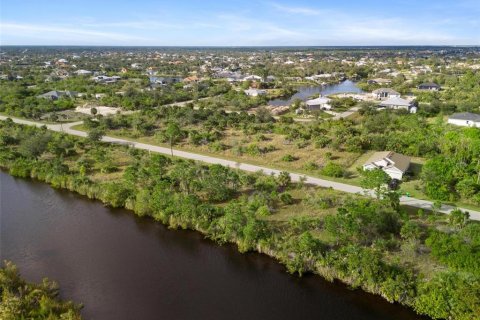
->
[1,115,479,221]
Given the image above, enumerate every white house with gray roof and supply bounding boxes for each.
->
[378,97,415,113]
[305,97,332,110]
[448,112,480,127]
[244,88,267,97]
[363,151,411,180]
[372,88,401,100]
[37,90,79,100]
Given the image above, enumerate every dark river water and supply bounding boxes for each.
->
[269,80,364,106]
[0,171,423,320]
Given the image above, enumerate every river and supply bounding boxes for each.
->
[269,80,364,106]
[0,172,423,320]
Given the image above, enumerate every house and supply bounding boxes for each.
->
[266,75,276,82]
[372,88,401,100]
[95,93,107,99]
[417,82,441,91]
[243,75,263,81]
[244,88,267,97]
[448,112,480,127]
[93,75,120,83]
[367,78,392,85]
[305,97,332,110]
[75,69,92,76]
[363,151,411,180]
[149,76,183,85]
[56,58,68,65]
[378,97,415,112]
[37,90,78,100]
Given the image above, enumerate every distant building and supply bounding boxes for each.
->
[95,93,107,99]
[448,112,480,127]
[372,88,401,100]
[244,88,267,97]
[149,76,183,85]
[417,82,441,91]
[363,151,411,180]
[266,75,276,82]
[367,78,392,85]
[243,75,263,81]
[75,69,92,76]
[93,75,121,84]
[378,97,415,112]
[305,97,332,110]
[37,90,78,100]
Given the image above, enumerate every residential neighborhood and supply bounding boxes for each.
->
[1,24,480,320]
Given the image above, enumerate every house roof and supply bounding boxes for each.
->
[365,151,411,173]
[379,97,412,107]
[38,90,77,99]
[244,88,266,95]
[369,78,392,84]
[372,88,400,95]
[418,82,440,88]
[306,97,331,106]
[449,112,480,122]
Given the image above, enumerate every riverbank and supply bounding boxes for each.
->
[1,120,479,319]
[1,171,424,320]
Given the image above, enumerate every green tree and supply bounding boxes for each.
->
[360,169,391,199]
[277,171,291,189]
[448,209,469,229]
[165,121,182,156]
[87,127,105,143]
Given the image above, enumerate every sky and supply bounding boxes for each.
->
[1,0,479,46]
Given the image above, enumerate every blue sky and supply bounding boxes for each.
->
[1,0,479,45]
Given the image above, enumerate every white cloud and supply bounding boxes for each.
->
[270,2,323,15]
[0,5,478,46]
[81,21,184,30]
[0,22,152,45]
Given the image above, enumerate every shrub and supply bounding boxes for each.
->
[321,162,345,177]
[281,154,296,162]
[279,192,294,205]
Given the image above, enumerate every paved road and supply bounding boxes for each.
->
[2,115,479,221]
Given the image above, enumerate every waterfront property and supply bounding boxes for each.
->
[363,151,411,180]
[305,96,332,110]
[244,88,267,97]
[367,78,392,85]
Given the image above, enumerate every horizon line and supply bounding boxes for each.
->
[1,44,480,48]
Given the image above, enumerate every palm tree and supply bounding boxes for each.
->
[165,122,181,156]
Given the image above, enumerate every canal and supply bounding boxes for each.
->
[0,172,422,320]
[269,80,364,106]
